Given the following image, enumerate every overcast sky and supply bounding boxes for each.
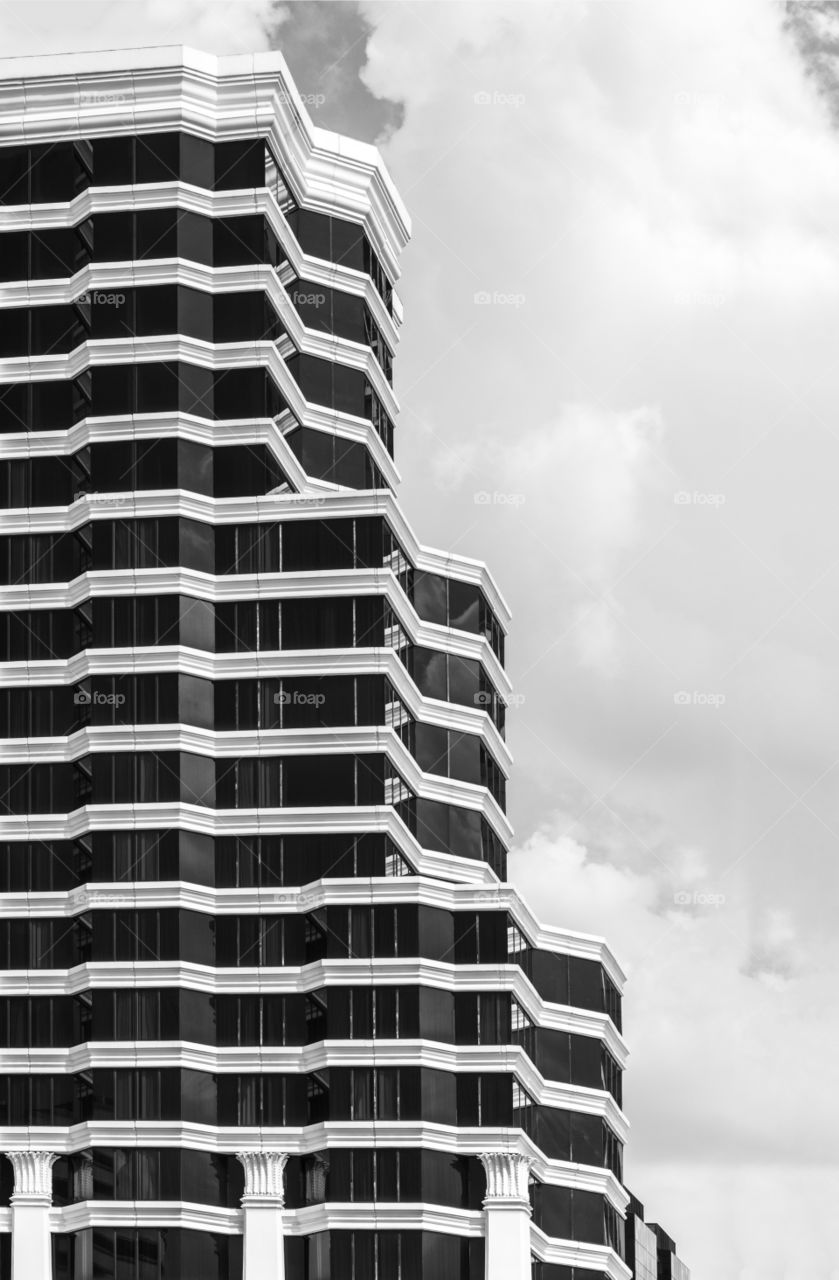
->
[2,2,839,1275]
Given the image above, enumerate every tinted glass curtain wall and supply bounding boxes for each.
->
[0,47,641,1280]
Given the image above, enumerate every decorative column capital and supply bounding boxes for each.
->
[479,1151,534,1208]
[6,1149,58,1204]
[237,1150,289,1206]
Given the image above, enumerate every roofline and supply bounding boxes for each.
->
[0,45,411,272]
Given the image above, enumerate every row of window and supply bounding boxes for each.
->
[4,650,502,739]
[0,361,289,430]
[0,832,409,891]
[0,211,285,279]
[3,316,385,413]
[0,285,287,355]
[0,1068,621,1155]
[0,311,392,434]
[0,219,394,380]
[1,515,389,577]
[0,676,505,803]
[51,1229,484,1280]
[0,749,381,808]
[0,988,621,1101]
[0,897,618,1020]
[0,753,503,864]
[0,839,620,1012]
[532,1270,611,1280]
[0,440,290,506]
[0,904,496,969]
[1,1150,623,1252]
[0,209,390,337]
[52,1228,242,1280]
[0,356,396,460]
[2,672,385,730]
[0,133,394,313]
[23,1148,482,1212]
[0,623,505,735]
[0,512,501,656]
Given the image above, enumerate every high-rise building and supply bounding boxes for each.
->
[0,46,685,1280]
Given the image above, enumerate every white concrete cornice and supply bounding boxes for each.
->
[0,1041,627,1137]
[0,46,410,277]
[0,410,325,498]
[0,803,503,888]
[0,823,624,985]
[48,1199,241,1233]
[0,443,511,624]
[0,260,397,406]
[0,1121,627,1211]
[0,411,329,502]
[0,186,399,341]
[0,724,509,829]
[0,335,401,489]
[0,647,512,767]
[531,1224,631,1280]
[0,1038,623,1110]
[1,967,624,1066]
[0,567,510,693]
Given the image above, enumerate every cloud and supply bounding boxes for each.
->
[509,818,839,1275]
[0,0,279,56]
[429,401,670,673]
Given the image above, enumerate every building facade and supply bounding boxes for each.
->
[0,46,683,1280]
[624,1196,690,1280]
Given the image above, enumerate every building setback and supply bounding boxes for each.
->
[624,1195,690,1280]
[0,46,686,1280]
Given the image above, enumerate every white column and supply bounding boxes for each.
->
[479,1151,534,1280]
[237,1150,289,1280]
[6,1149,58,1280]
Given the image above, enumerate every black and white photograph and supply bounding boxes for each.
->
[0,3,835,1279]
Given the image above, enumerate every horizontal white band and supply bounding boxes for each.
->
[0,48,409,278]
[0,958,625,1065]
[0,562,508,695]
[0,331,401,490]
[0,462,510,624]
[0,1117,628,1209]
[0,259,396,416]
[0,648,511,767]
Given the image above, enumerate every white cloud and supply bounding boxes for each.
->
[0,1,279,56]
[356,3,839,1270]
[429,401,670,672]
[510,818,839,1276]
